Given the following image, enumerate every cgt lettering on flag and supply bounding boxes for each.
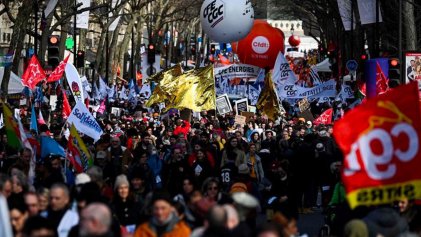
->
[334,82,421,209]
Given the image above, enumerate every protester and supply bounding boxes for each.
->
[46,183,79,237]
[0,50,418,237]
[134,191,191,237]
[79,203,113,237]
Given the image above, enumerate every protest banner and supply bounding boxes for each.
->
[67,101,103,142]
[235,98,248,115]
[216,94,232,115]
[214,64,260,79]
[277,79,337,99]
[334,82,421,208]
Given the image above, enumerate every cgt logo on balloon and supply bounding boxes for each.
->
[333,82,421,209]
[203,0,224,28]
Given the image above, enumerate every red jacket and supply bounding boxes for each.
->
[188,152,215,168]
[173,120,190,139]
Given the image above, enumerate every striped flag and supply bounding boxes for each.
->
[309,67,322,86]
[67,124,93,173]
[16,115,36,184]
[2,101,21,150]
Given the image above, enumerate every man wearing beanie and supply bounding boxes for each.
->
[134,190,191,237]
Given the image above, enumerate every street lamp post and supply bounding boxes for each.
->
[34,0,38,55]
[74,0,77,65]
[131,20,135,80]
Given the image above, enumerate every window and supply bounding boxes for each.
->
[280,23,283,27]
[7,33,11,42]
[3,33,6,42]
[286,23,289,28]
[275,23,278,27]
[297,23,301,29]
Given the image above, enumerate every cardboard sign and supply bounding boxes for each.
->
[234,115,246,126]
[241,111,255,123]
[49,95,57,111]
[111,107,122,116]
[298,109,314,122]
[298,98,310,112]
[235,98,248,115]
[216,94,232,115]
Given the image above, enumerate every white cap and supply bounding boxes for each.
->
[232,192,260,209]
[75,173,91,185]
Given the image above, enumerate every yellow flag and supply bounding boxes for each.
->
[145,64,183,107]
[146,64,216,112]
[256,72,284,121]
[169,64,215,112]
[69,124,93,172]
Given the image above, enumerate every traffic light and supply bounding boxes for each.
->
[48,35,60,69]
[389,58,400,82]
[76,50,85,68]
[210,44,216,55]
[360,53,368,61]
[147,43,155,65]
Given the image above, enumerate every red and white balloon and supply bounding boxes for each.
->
[233,20,285,69]
[288,35,301,47]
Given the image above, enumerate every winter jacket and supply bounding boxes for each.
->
[220,148,246,168]
[173,121,191,139]
[245,153,265,182]
[134,214,191,237]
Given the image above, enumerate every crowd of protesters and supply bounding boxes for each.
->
[1,92,421,237]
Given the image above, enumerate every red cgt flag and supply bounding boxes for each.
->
[47,55,70,83]
[333,82,421,209]
[313,108,333,126]
[22,55,46,90]
[376,62,389,95]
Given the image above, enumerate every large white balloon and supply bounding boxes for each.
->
[200,0,254,43]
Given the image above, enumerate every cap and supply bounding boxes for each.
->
[316,143,324,151]
[230,182,248,194]
[151,190,173,205]
[114,174,129,190]
[232,192,260,209]
[75,173,91,185]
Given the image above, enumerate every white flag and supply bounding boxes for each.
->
[65,63,85,102]
[76,0,90,29]
[44,0,58,17]
[357,0,382,25]
[16,115,36,184]
[67,101,103,142]
[108,0,121,31]
[337,0,356,31]
[335,84,355,102]
[272,52,297,85]
[0,113,3,129]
